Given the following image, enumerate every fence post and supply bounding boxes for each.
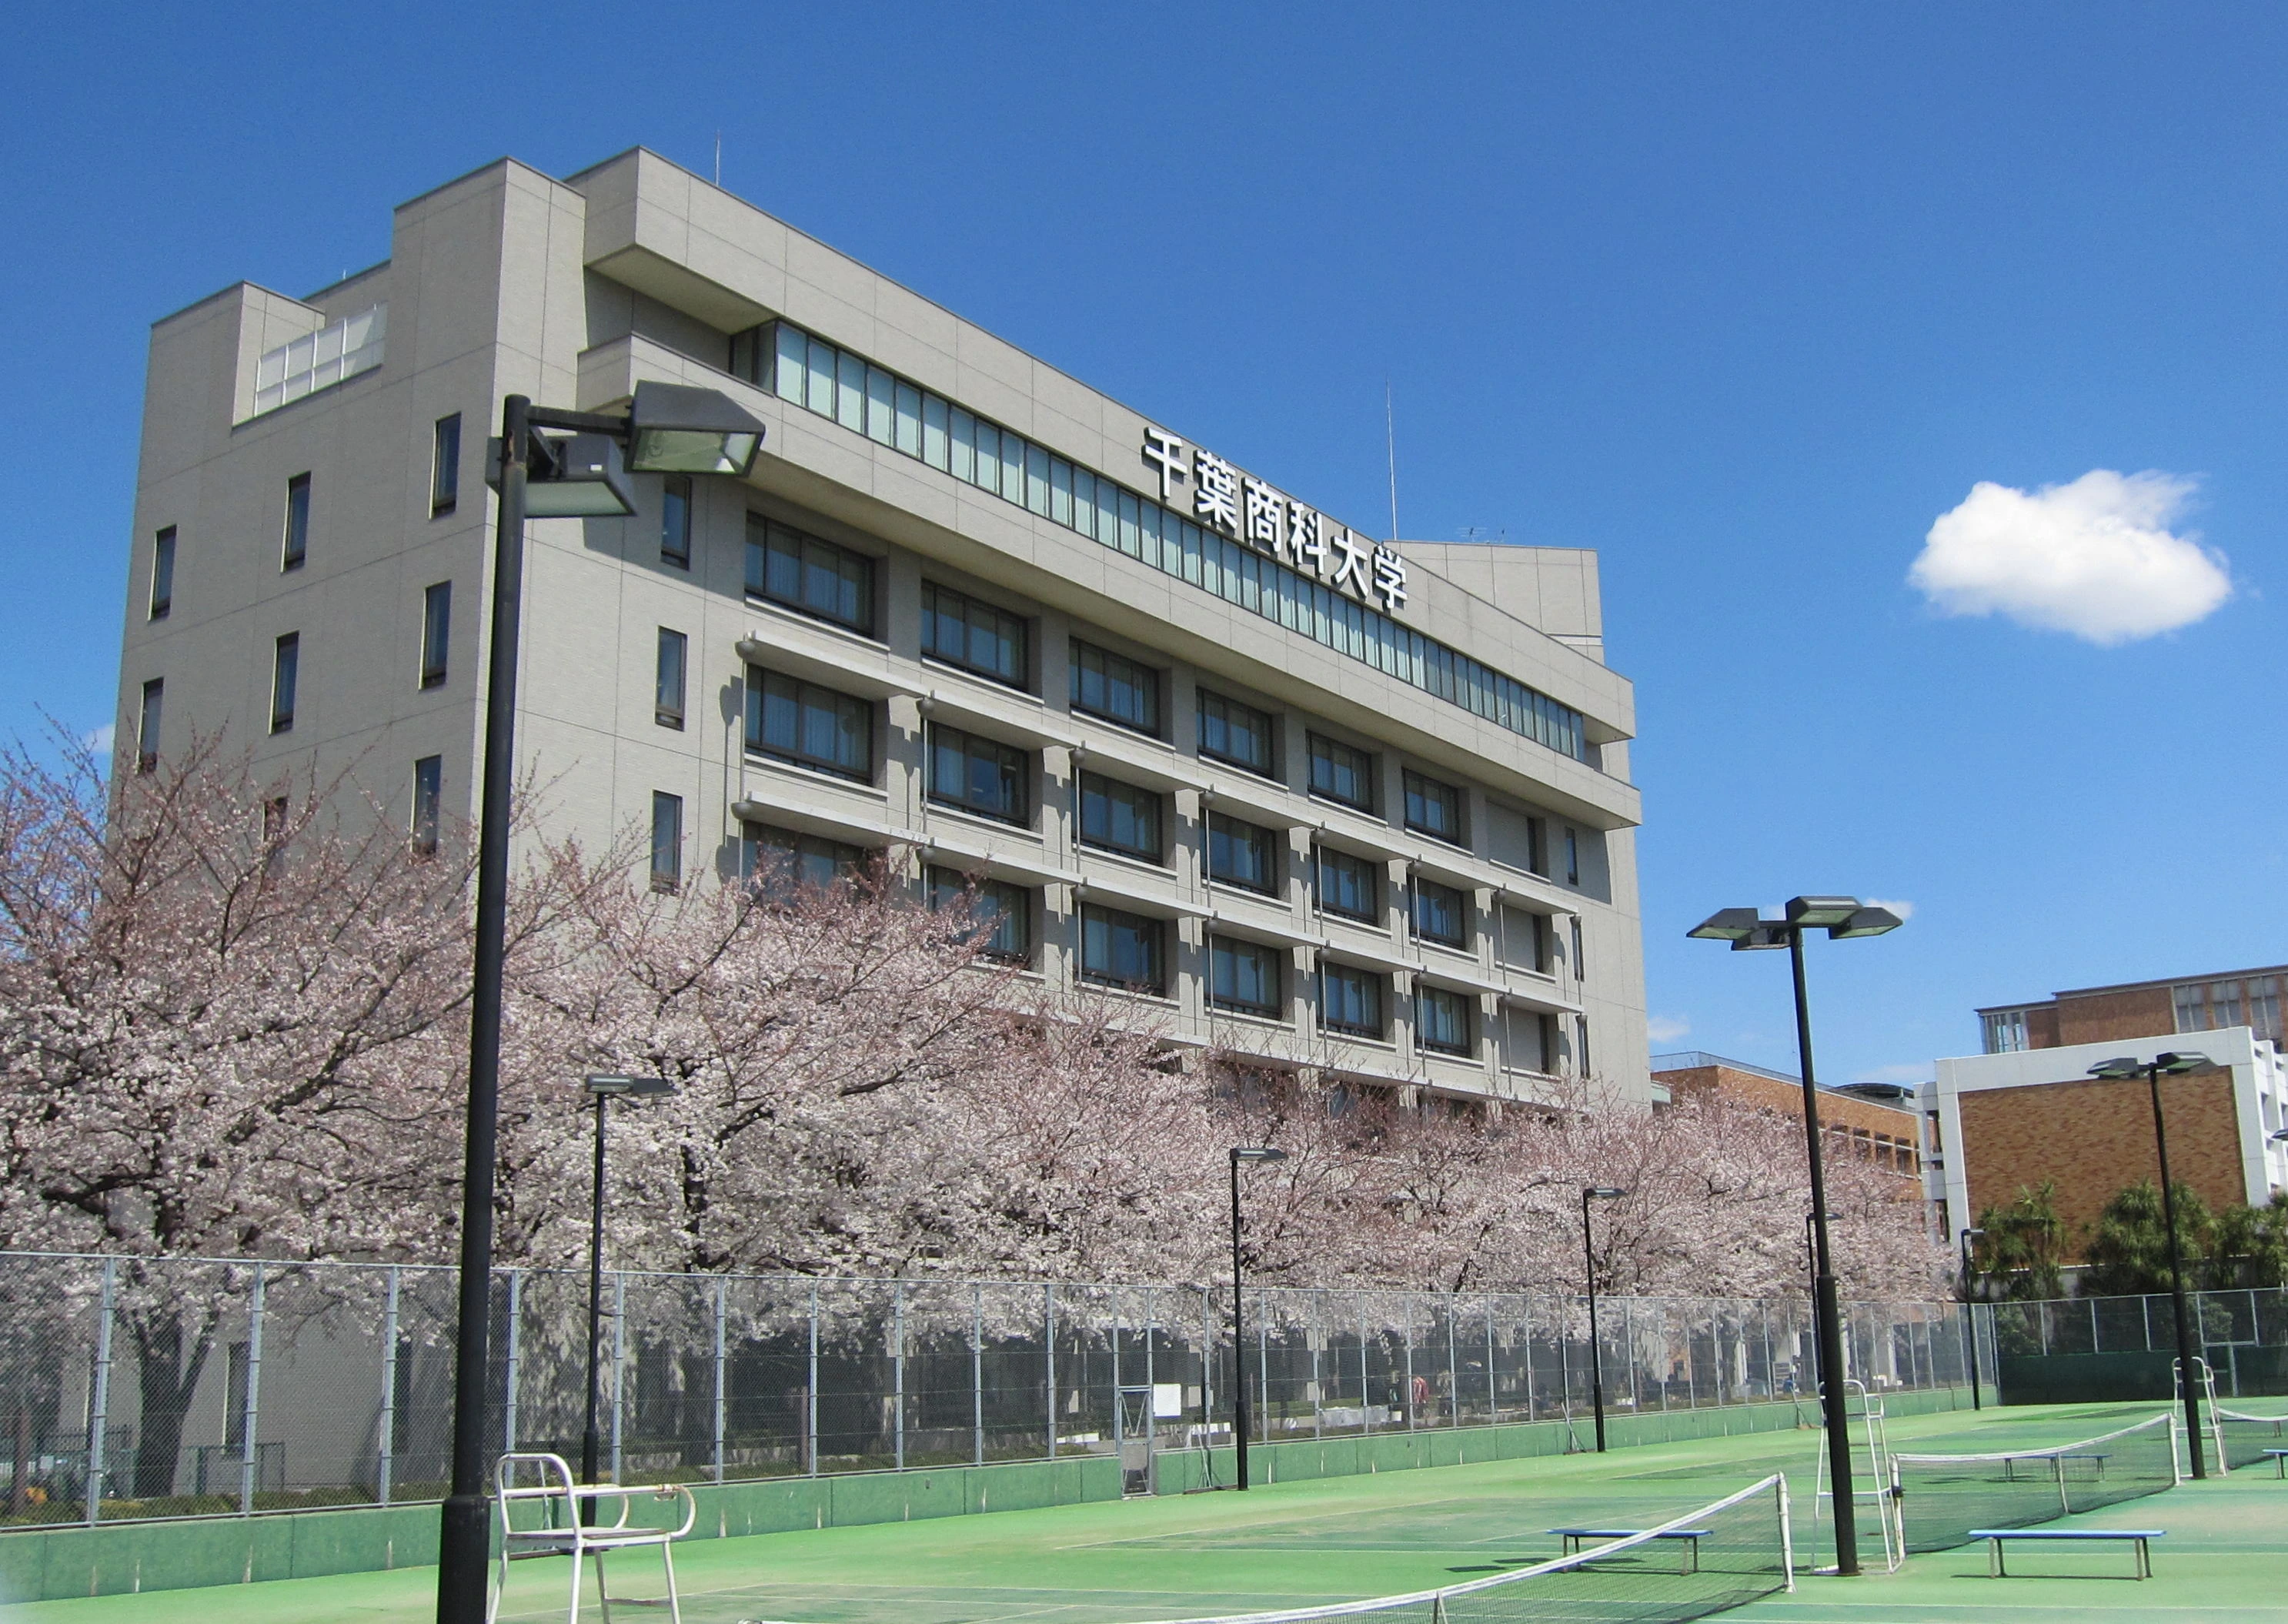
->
[239,1265,266,1515]
[85,1258,115,1526]
[1403,1297,1417,1431]
[378,1266,400,1505]
[501,1268,523,1456]
[1143,1287,1157,1457]
[1044,1282,1057,1459]
[893,1279,906,1472]
[1446,1301,1461,1429]
[807,1285,820,1477]
[1202,1287,1216,1448]
[712,1277,727,1485]
[1356,1292,1368,1415]
[971,1282,984,1467]
[610,1272,626,1484]
[1312,1293,1324,1439]
[1522,1295,1538,1422]
[1257,1292,1269,1444]
[1622,1298,1640,1414]
[1485,1305,1497,1427]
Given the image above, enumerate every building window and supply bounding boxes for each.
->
[149,527,175,620]
[1070,640,1161,736]
[1207,813,1278,894]
[1315,845,1379,922]
[922,583,1027,688]
[1564,826,1580,886]
[419,583,451,689]
[747,669,872,780]
[650,792,683,892]
[1575,1014,1592,1075]
[1210,936,1283,1016]
[1981,1010,2029,1054]
[1080,904,1164,994]
[1403,770,1463,845]
[1308,733,1374,811]
[1411,877,1467,948]
[1077,771,1161,862]
[270,633,299,733]
[1197,689,1274,777]
[1570,916,1585,981]
[745,515,875,636]
[927,867,1032,962]
[743,821,863,892]
[1318,962,1385,1039]
[1415,985,1472,1055]
[660,474,692,569]
[281,473,310,571]
[136,678,162,773]
[656,628,687,730]
[412,755,442,856]
[1526,815,1548,877]
[927,723,1027,824]
[431,415,460,516]
[1532,911,1554,974]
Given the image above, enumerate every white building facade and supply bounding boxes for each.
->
[115,149,1651,1108]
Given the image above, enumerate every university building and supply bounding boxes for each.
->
[1932,964,2288,1248]
[115,149,1651,1108]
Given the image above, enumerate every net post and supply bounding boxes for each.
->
[1779,1472,1796,1589]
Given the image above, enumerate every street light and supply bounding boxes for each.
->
[2088,1051,2213,1477]
[1228,1146,1289,1491]
[1957,1228,1986,1411]
[580,1074,675,1493]
[1580,1187,1627,1452]
[437,385,765,1624]
[1689,894,1901,1576]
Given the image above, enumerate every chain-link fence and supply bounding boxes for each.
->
[1989,1286,2288,1395]
[0,1251,1973,1528]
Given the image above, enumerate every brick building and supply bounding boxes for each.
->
[1932,966,2288,1254]
[1650,1051,1929,1198]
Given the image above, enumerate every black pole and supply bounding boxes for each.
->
[1789,926,1859,1576]
[1228,1150,1250,1490]
[436,396,529,1624]
[581,1091,608,1488]
[2148,1063,2206,1478]
[1958,1229,1982,1411]
[1581,1191,1608,1453]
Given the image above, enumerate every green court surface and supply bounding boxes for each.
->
[5,1402,2285,1623]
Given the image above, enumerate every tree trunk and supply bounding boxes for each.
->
[125,1308,214,1500]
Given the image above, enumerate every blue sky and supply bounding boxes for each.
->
[4,4,2282,1085]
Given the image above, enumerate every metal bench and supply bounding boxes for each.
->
[2264,1448,2288,1479]
[1548,1525,1712,1574]
[489,1451,698,1623]
[1966,1527,2163,1580]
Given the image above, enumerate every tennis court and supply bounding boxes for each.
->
[4,1401,2284,1623]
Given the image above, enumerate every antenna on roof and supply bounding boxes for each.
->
[1384,382,1399,543]
[713,132,722,187]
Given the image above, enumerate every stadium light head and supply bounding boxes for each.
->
[624,382,767,477]
[1959,1226,1986,1239]
[1231,1146,1289,1163]
[1785,896,1861,929]
[583,1073,675,1098]
[1732,924,1792,951]
[1687,907,1761,941]
[1829,906,1902,940]
[499,431,636,517]
[2155,1051,2210,1074]
[2086,1056,2143,1080]
[1584,1186,1626,1198]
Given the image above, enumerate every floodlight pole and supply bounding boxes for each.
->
[582,1087,610,1489]
[1786,925,1861,1576]
[1579,1188,1618,1452]
[2145,1060,2206,1478]
[1957,1228,1984,1411]
[1229,1151,1251,1490]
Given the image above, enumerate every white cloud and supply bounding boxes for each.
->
[81,723,114,758]
[1646,1014,1691,1044]
[1909,469,2231,645]
[1865,897,1914,921]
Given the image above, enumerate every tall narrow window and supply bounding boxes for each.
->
[419,583,451,689]
[1565,827,1580,886]
[270,633,299,733]
[656,628,687,729]
[1575,1014,1592,1075]
[660,474,692,569]
[1527,816,1548,877]
[412,755,443,856]
[149,527,175,620]
[136,678,162,773]
[650,792,683,892]
[281,474,311,570]
[431,415,461,515]
[1570,917,1585,981]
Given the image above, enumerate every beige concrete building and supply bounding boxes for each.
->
[116,149,1651,1108]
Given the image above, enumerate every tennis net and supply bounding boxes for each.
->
[1889,1412,2179,1554]
[2213,1403,2288,1472]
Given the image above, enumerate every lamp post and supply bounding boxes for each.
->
[1228,1146,1288,1490]
[1580,1186,1626,1452]
[2087,1051,2212,1478]
[1689,895,1901,1577]
[1956,1228,1986,1410]
[580,1074,675,1491]
[436,385,763,1624]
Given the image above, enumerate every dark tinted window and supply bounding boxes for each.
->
[1411,877,1467,947]
[1211,937,1282,1015]
[927,867,1032,962]
[1315,846,1378,921]
[1404,770,1462,844]
[1308,733,1373,810]
[923,583,1027,687]
[1319,962,1384,1038]
[1070,640,1161,735]
[1197,690,1274,776]
[927,724,1028,824]
[747,670,871,780]
[1415,985,1471,1054]
[1081,904,1164,994]
[1207,814,1278,894]
[745,514,875,635]
[1077,772,1161,861]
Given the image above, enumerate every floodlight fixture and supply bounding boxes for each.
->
[1584,1185,1627,1198]
[1231,1146,1290,1163]
[1687,907,1761,942]
[2156,1051,2210,1074]
[1829,907,1902,940]
[2088,1056,2143,1080]
[1734,924,1792,951]
[583,1072,675,1098]
[625,381,767,476]
[1785,896,1862,929]
[507,432,637,518]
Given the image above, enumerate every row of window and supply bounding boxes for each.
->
[733,321,1595,766]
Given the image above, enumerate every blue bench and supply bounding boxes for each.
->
[1966,1527,2163,1579]
[1548,1526,1712,1573]
[2264,1448,2288,1479]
